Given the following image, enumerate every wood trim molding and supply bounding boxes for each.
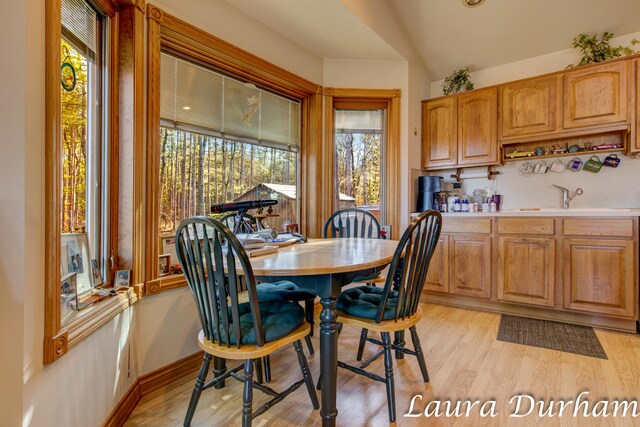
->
[300,93,324,237]
[44,0,63,363]
[144,5,323,290]
[323,88,402,238]
[44,331,68,364]
[115,0,146,13]
[102,351,204,426]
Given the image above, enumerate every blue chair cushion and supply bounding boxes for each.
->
[216,300,306,345]
[337,286,399,321]
[256,280,316,302]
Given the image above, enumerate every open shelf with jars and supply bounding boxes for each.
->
[501,130,626,163]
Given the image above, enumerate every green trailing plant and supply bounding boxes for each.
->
[569,32,639,67]
[442,67,474,95]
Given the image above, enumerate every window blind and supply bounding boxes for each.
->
[160,53,301,151]
[335,109,384,134]
[61,0,97,61]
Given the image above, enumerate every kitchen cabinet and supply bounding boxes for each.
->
[424,235,449,293]
[450,234,492,299]
[422,88,498,170]
[499,75,559,138]
[563,238,635,318]
[422,97,457,169]
[497,236,556,307]
[562,60,629,129]
[632,58,640,154]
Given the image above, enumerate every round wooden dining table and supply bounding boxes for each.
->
[251,238,399,427]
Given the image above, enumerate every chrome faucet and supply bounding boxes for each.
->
[552,185,583,209]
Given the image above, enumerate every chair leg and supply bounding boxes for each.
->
[255,358,263,384]
[356,328,368,361]
[262,355,271,383]
[242,359,254,427]
[381,332,396,423]
[305,299,315,337]
[304,334,315,355]
[409,325,430,382]
[294,340,320,409]
[184,353,212,427]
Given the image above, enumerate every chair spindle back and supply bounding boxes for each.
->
[175,216,264,348]
[323,208,381,239]
[376,210,442,323]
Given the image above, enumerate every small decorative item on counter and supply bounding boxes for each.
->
[491,195,502,211]
[568,157,583,172]
[568,144,580,153]
[534,147,544,156]
[534,161,548,174]
[549,158,565,173]
[489,201,497,213]
[551,144,566,155]
[603,154,621,167]
[583,155,604,173]
[544,148,551,156]
[583,142,592,151]
[482,200,490,212]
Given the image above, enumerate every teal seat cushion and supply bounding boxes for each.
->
[337,286,399,321]
[256,280,316,302]
[352,270,382,283]
[215,300,305,345]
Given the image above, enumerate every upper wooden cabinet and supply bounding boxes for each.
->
[457,88,499,166]
[632,59,640,154]
[562,60,629,129]
[499,76,559,138]
[422,97,457,169]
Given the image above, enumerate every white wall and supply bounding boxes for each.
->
[0,0,27,425]
[424,31,640,210]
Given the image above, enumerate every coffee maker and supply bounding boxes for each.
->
[416,176,443,212]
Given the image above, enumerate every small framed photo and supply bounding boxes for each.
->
[159,254,171,276]
[90,259,103,287]
[61,233,92,294]
[114,270,131,288]
[159,235,177,266]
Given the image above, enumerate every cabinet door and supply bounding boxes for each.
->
[563,238,636,318]
[500,76,558,138]
[422,97,457,169]
[457,88,498,166]
[563,61,629,129]
[497,236,555,307]
[450,234,491,299]
[423,235,449,293]
[631,59,640,154]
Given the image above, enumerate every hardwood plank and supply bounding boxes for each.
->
[124,303,640,426]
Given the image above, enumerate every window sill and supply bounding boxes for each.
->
[146,274,187,296]
[45,284,143,363]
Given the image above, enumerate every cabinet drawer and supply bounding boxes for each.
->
[497,218,554,235]
[442,218,492,234]
[563,218,634,237]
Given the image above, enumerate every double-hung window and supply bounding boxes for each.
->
[158,53,301,237]
[59,0,109,324]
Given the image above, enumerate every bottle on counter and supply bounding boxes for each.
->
[461,198,469,212]
[453,198,461,212]
[482,200,489,212]
[489,200,497,213]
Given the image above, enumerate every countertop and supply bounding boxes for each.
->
[411,208,640,218]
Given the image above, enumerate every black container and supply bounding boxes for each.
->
[416,176,443,212]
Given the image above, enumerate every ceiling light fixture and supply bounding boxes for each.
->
[462,0,485,7]
[182,106,191,110]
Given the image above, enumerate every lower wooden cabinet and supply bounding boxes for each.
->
[450,234,492,299]
[563,238,636,318]
[497,236,555,307]
[424,235,449,293]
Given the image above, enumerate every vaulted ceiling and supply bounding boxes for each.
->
[224,0,640,80]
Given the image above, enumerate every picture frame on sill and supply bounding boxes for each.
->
[159,234,178,267]
[90,259,103,287]
[114,269,131,288]
[61,233,92,294]
[159,254,171,276]
[60,272,77,324]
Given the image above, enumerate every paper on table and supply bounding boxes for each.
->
[247,245,278,257]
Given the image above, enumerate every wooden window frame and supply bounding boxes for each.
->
[323,88,401,239]
[44,0,145,364]
[144,5,322,295]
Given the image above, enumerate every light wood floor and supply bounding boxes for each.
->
[125,303,640,426]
